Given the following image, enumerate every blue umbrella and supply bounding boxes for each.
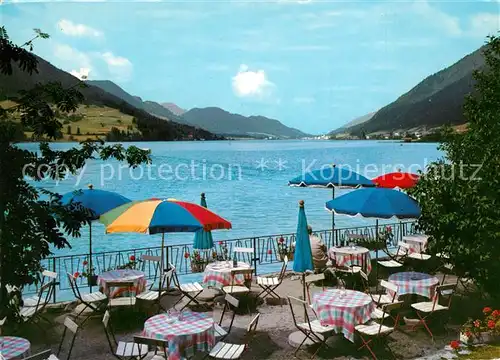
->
[289,164,375,239]
[293,200,314,302]
[61,184,131,291]
[193,193,214,250]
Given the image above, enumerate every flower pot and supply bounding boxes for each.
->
[278,252,294,262]
[191,262,206,273]
[460,331,498,345]
[88,275,98,287]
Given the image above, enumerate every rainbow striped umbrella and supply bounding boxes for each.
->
[100,198,232,273]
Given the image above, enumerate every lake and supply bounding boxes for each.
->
[19,140,442,256]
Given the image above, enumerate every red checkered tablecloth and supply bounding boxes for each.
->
[402,235,429,254]
[98,269,147,298]
[0,336,31,360]
[328,246,372,274]
[202,261,251,288]
[312,289,374,342]
[388,272,439,299]
[143,311,215,360]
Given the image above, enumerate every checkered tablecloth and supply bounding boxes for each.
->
[143,311,215,360]
[328,246,372,274]
[402,235,429,254]
[202,261,251,288]
[0,336,31,360]
[312,289,374,342]
[98,269,147,298]
[388,272,439,299]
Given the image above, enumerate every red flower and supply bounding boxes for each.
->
[386,226,392,232]
[195,254,201,261]
[82,260,88,266]
[492,310,500,318]
[129,255,136,261]
[474,320,481,328]
[267,249,272,255]
[465,331,472,338]
[488,320,495,329]
[279,237,285,244]
[483,307,492,314]
[73,272,80,278]
[184,252,190,259]
[450,340,460,350]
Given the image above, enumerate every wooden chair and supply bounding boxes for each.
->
[232,246,254,264]
[24,317,80,360]
[102,311,148,359]
[19,274,57,327]
[410,283,456,339]
[256,256,288,302]
[136,268,174,313]
[304,273,325,304]
[23,270,58,307]
[67,272,107,326]
[214,294,239,341]
[377,243,409,269]
[355,302,403,360]
[206,313,260,359]
[106,281,137,308]
[406,242,431,261]
[170,264,204,311]
[140,255,161,290]
[222,269,253,296]
[288,296,334,357]
[133,335,169,360]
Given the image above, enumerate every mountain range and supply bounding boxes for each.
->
[331,45,486,135]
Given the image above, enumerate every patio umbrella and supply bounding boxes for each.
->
[61,184,131,291]
[288,164,375,241]
[100,198,232,275]
[293,200,314,302]
[193,193,214,250]
[325,187,421,279]
[372,171,419,189]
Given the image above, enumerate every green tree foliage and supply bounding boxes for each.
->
[76,126,81,135]
[67,125,71,135]
[409,34,500,296]
[0,27,151,319]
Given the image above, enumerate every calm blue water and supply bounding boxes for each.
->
[18,140,442,256]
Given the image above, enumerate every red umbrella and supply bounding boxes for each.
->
[373,171,419,189]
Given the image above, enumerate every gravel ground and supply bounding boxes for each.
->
[17,273,460,360]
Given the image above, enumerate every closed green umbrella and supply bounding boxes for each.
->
[193,193,214,250]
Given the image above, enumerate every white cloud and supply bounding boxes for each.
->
[294,97,315,104]
[101,52,133,82]
[57,19,102,37]
[70,68,90,81]
[469,13,500,37]
[410,0,462,36]
[232,64,275,98]
[53,43,94,78]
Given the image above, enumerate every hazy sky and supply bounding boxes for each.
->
[2,0,499,134]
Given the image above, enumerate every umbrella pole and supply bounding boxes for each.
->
[375,219,379,283]
[332,187,336,246]
[302,272,307,318]
[89,222,93,293]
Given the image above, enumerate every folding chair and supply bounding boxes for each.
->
[214,294,239,341]
[133,335,169,360]
[304,273,325,304]
[256,256,288,302]
[106,281,137,308]
[355,302,402,360]
[232,246,254,264]
[288,296,334,357]
[67,272,107,326]
[377,243,409,269]
[24,317,80,360]
[168,264,203,311]
[410,283,456,339]
[19,275,57,327]
[140,255,161,290]
[406,242,431,261]
[102,311,148,360]
[222,269,253,296]
[24,270,58,307]
[136,268,174,313]
[205,313,260,359]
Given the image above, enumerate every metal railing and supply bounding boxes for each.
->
[27,221,417,302]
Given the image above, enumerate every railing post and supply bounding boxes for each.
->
[52,257,57,303]
[252,237,258,276]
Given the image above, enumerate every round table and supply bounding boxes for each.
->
[312,289,374,343]
[388,271,439,299]
[402,235,429,253]
[97,269,147,298]
[328,246,372,274]
[0,336,31,359]
[143,311,215,360]
[202,261,251,288]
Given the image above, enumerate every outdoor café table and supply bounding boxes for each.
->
[402,235,429,253]
[388,271,439,300]
[0,336,31,359]
[98,269,147,298]
[328,246,372,274]
[143,310,215,360]
[202,261,251,288]
[312,289,375,342]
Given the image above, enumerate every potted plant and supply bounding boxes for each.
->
[116,255,142,270]
[186,250,208,273]
[80,258,98,286]
[215,241,229,262]
[460,307,500,344]
[277,236,294,261]
[358,226,393,250]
